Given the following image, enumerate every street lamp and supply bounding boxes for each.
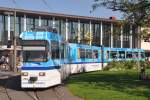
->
[13,9,17,72]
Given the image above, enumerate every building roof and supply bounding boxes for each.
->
[0,6,121,23]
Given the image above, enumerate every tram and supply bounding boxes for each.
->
[20,28,145,88]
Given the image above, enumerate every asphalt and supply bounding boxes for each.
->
[0,71,82,100]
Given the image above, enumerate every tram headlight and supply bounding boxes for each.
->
[21,72,28,76]
[39,72,46,76]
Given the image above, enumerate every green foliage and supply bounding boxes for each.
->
[67,70,150,100]
[92,0,150,39]
[92,0,150,26]
[103,61,147,71]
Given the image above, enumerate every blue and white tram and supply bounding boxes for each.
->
[20,31,63,88]
[20,30,145,88]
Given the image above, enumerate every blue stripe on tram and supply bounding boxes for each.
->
[21,66,60,70]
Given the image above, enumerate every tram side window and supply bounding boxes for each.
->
[106,51,109,59]
[140,52,145,58]
[93,50,98,59]
[79,49,86,59]
[51,41,59,59]
[86,49,93,59]
[133,52,138,58]
[119,51,125,59]
[60,44,66,59]
[126,52,132,58]
[110,51,118,59]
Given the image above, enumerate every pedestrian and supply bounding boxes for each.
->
[0,55,5,64]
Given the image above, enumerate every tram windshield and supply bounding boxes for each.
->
[23,50,47,62]
[22,40,48,62]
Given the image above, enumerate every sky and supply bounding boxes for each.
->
[0,0,123,19]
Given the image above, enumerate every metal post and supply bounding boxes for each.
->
[13,9,17,72]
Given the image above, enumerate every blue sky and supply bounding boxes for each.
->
[0,0,123,19]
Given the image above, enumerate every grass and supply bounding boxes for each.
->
[66,70,150,100]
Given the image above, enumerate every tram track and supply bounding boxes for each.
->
[0,73,81,100]
[0,75,13,100]
[24,92,40,100]
[52,87,64,100]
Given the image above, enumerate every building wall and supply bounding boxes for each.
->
[0,10,137,49]
[141,27,150,59]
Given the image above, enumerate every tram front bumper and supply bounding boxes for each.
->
[21,70,61,88]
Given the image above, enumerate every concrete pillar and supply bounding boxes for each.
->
[130,25,132,48]
[111,23,113,48]
[24,14,26,31]
[89,20,92,45]
[52,17,55,28]
[78,20,80,43]
[8,14,10,40]
[39,16,41,26]
[100,22,103,46]
[65,19,68,42]
[120,25,123,48]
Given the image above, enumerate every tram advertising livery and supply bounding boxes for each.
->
[20,27,145,88]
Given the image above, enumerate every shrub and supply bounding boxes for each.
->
[103,61,145,71]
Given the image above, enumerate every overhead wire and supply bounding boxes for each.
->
[41,0,52,12]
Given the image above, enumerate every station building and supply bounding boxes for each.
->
[0,6,139,48]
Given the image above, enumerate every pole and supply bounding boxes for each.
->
[13,9,17,72]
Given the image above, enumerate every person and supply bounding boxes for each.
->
[0,55,6,64]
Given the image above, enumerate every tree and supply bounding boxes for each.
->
[92,0,150,80]
[92,0,150,39]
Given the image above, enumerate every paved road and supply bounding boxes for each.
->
[0,71,82,100]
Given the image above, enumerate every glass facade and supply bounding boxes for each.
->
[54,19,60,34]
[0,12,137,49]
[103,23,111,47]
[113,23,121,48]
[4,15,8,44]
[80,22,90,45]
[41,18,48,26]
[60,20,66,40]
[0,15,3,42]
[123,24,130,48]
[68,21,78,43]
[92,23,101,46]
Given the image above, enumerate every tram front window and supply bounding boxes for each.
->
[23,51,47,62]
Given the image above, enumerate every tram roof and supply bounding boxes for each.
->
[0,6,121,23]
[20,31,62,41]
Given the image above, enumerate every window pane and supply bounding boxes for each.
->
[23,51,47,62]
[51,41,59,59]
[119,51,125,58]
[93,50,98,59]
[86,49,92,58]
[110,51,118,59]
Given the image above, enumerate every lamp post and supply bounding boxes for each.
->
[13,9,17,72]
